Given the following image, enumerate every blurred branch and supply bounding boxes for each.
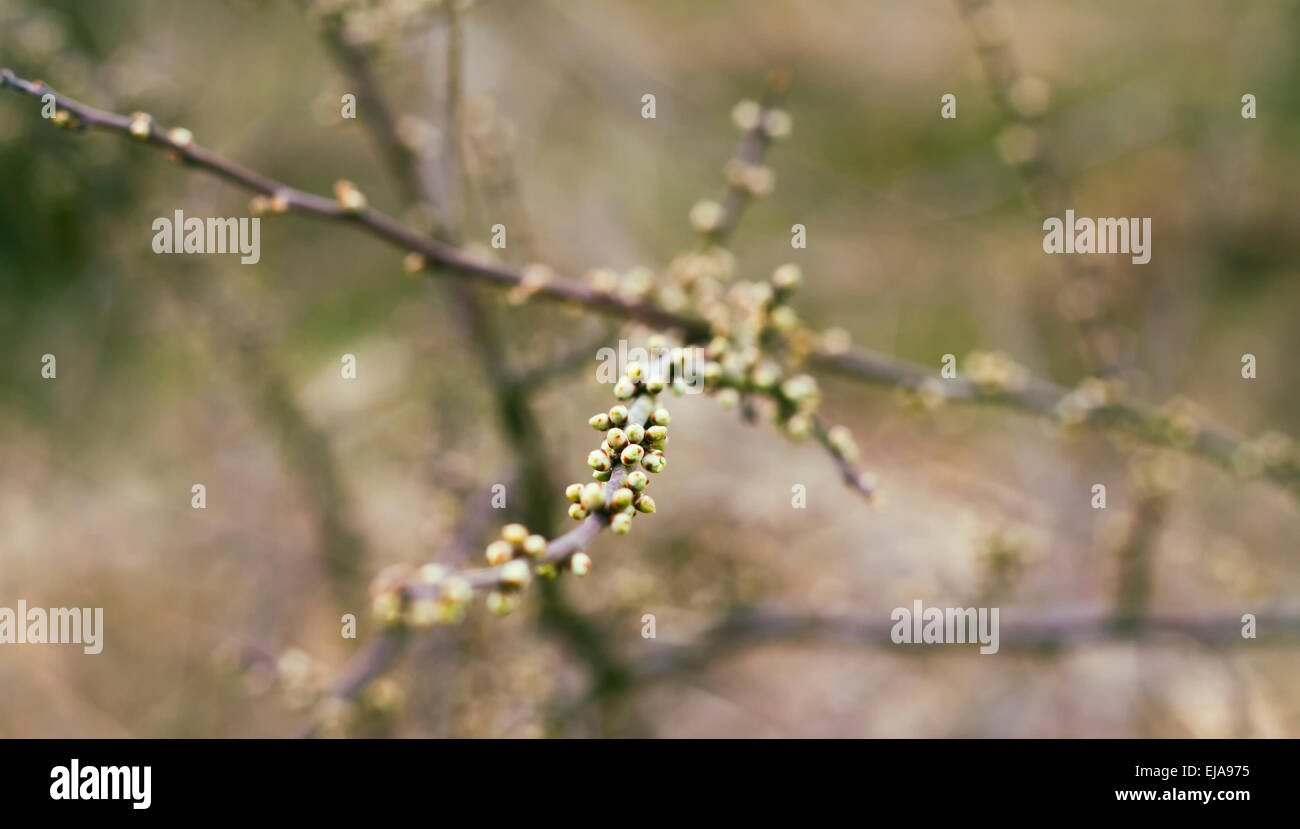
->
[231,336,368,601]
[505,322,619,390]
[955,0,1125,377]
[812,346,1300,495]
[705,68,791,245]
[293,467,506,738]
[631,602,1300,681]
[810,414,878,501]
[3,70,1296,496]
[319,21,633,736]
[294,393,659,736]
[1111,491,1169,633]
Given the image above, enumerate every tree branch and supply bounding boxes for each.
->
[4,67,1295,501]
[0,68,703,337]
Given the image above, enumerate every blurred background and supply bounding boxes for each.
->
[1,0,1298,737]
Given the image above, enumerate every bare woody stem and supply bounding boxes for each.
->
[628,602,1300,679]
[3,68,1295,499]
[0,68,702,338]
[812,348,1300,493]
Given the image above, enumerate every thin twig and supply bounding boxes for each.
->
[0,68,703,337]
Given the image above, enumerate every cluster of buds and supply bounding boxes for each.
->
[1232,430,1296,480]
[586,266,656,304]
[684,264,844,441]
[569,363,670,536]
[368,560,473,630]
[1154,395,1204,450]
[481,522,551,617]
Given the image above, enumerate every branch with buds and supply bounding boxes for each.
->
[813,346,1300,494]
[4,67,1290,502]
[6,56,1300,738]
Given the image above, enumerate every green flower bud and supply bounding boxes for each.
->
[621,444,645,465]
[333,179,368,213]
[610,487,634,511]
[672,378,689,396]
[634,494,656,513]
[565,483,584,502]
[570,552,592,576]
[581,482,607,511]
[642,453,666,474]
[614,377,637,399]
[609,405,629,426]
[536,563,559,580]
[569,503,589,521]
[523,534,547,557]
[587,449,612,472]
[441,577,472,605]
[771,263,802,291]
[715,388,740,409]
[128,112,153,140]
[763,108,792,139]
[168,126,195,149]
[407,598,440,628]
[610,512,633,535]
[646,425,668,443]
[781,374,819,404]
[591,469,612,482]
[501,522,529,547]
[827,425,860,462]
[499,559,531,589]
[625,362,644,381]
[626,470,649,491]
[786,414,811,441]
[769,306,798,332]
[485,539,514,566]
[606,428,629,450]
[589,412,611,430]
[372,591,403,627]
[752,361,782,390]
[644,375,665,394]
[625,423,646,444]
[487,590,517,616]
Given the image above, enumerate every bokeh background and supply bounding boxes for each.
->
[1,0,1298,737]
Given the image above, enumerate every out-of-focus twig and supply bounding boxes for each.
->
[955,0,1125,377]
